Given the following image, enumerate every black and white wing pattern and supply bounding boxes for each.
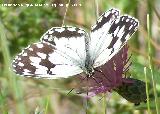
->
[12,8,139,79]
[12,27,88,79]
[90,9,139,68]
[89,8,119,65]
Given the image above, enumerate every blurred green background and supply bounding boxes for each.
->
[0,0,160,114]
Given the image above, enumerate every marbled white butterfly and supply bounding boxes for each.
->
[12,8,139,79]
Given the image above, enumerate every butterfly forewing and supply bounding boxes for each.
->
[12,26,88,79]
[89,9,120,64]
[92,14,139,68]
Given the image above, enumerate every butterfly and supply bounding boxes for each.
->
[12,8,139,79]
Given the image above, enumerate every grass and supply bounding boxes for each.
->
[144,67,151,114]
[0,21,26,113]
[102,94,107,114]
[147,14,159,114]
[44,96,49,114]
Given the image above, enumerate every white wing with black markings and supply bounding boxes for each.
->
[12,27,88,79]
[89,9,139,68]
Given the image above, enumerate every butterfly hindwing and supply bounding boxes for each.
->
[12,26,88,79]
[12,42,56,78]
[41,26,88,63]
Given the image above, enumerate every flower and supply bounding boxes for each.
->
[78,45,132,97]
[77,44,147,105]
[87,45,133,96]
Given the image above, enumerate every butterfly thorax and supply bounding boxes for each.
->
[83,46,95,77]
[83,61,94,77]
[84,66,94,77]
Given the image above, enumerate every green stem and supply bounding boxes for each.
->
[62,0,71,26]
[147,14,159,114]
[144,67,151,114]
[86,98,89,114]
[103,94,107,114]
[86,77,89,114]
[44,96,49,114]
[95,0,99,19]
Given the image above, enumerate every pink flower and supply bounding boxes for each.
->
[77,45,147,105]
[78,45,133,97]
